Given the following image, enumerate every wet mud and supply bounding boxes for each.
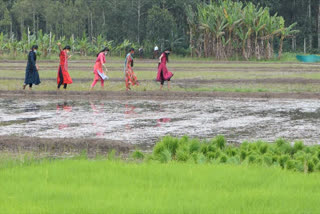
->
[1,96,320,147]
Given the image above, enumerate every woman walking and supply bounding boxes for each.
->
[57,43,73,90]
[23,45,41,90]
[124,48,139,91]
[157,48,173,90]
[90,47,109,91]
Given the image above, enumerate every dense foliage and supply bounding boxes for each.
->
[187,1,298,60]
[135,136,320,174]
[0,0,317,58]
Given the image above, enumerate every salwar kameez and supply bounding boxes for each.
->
[124,53,138,90]
[57,50,72,89]
[24,51,41,88]
[156,53,173,85]
[91,52,107,88]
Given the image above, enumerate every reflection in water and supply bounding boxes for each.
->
[125,104,136,116]
[156,104,171,127]
[56,102,73,130]
[23,104,41,113]
[125,104,138,131]
[1,98,320,145]
[90,101,105,114]
[90,101,105,136]
[157,118,171,127]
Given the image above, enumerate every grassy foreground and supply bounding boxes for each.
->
[1,159,320,214]
[1,136,320,213]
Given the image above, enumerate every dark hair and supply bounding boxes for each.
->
[162,48,171,63]
[31,45,38,50]
[63,46,71,50]
[97,47,110,57]
[130,48,135,52]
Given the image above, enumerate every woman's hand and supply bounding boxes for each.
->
[36,64,39,71]
[68,55,72,59]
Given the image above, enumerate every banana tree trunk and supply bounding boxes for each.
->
[266,39,271,60]
[254,35,260,60]
[190,27,193,58]
[247,37,252,59]
[227,31,233,58]
[278,37,284,60]
[242,41,248,61]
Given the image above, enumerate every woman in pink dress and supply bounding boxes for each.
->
[156,48,173,90]
[90,47,110,91]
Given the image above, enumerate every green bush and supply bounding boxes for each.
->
[293,141,304,153]
[248,155,256,164]
[149,136,320,174]
[240,150,247,161]
[275,138,287,147]
[131,150,144,160]
[153,142,165,156]
[279,155,290,169]
[208,144,217,153]
[220,154,228,163]
[215,135,226,149]
[263,155,273,166]
[308,161,315,173]
[207,152,216,160]
[158,149,172,163]
[200,144,209,155]
[176,149,189,162]
[286,160,296,170]
[189,139,201,154]
[259,143,268,154]
[312,156,319,165]
[162,136,179,156]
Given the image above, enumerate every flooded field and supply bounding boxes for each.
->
[0,97,320,146]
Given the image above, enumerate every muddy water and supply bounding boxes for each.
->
[0,98,320,146]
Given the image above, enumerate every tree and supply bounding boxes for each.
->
[146,5,176,49]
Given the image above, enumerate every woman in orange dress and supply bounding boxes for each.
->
[124,48,139,91]
[57,43,73,90]
[90,47,110,91]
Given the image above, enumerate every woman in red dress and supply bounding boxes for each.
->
[90,47,110,91]
[124,48,139,91]
[57,43,73,90]
[156,48,173,90]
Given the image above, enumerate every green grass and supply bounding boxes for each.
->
[0,158,320,213]
[3,69,320,81]
[2,79,320,93]
[1,58,320,93]
[1,135,320,213]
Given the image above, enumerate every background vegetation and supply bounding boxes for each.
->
[0,0,317,59]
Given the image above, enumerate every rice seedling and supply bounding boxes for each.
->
[151,136,320,174]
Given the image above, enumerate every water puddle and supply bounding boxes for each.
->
[0,98,320,145]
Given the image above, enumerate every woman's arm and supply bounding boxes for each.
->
[100,54,108,72]
[57,42,62,52]
[159,53,163,63]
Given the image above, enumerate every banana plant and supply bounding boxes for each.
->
[185,4,198,57]
[278,20,299,59]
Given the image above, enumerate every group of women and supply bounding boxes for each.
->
[23,44,173,91]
